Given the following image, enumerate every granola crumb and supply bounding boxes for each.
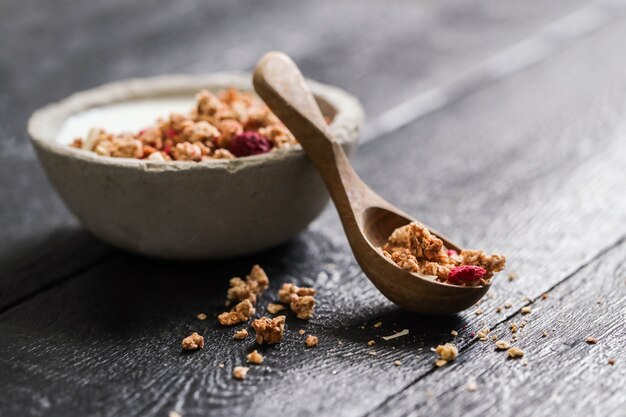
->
[169,411,182,417]
[196,313,207,321]
[507,347,524,359]
[373,321,383,328]
[289,294,316,320]
[305,335,319,348]
[521,306,532,315]
[277,283,316,304]
[435,343,458,364]
[495,340,510,350]
[507,272,519,281]
[435,359,448,367]
[233,366,249,380]
[251,316,286,344]
[267,302,286,314]
[504,300,513,308]
[510,323,518,333]
[246,350,263,364]
[298,329,306,335]
[542,331,548,338]
[466,382,478,392]
[233,329,249,340]
[541,293,548,300]
[608,358,616,365]
[218,299,256,326]
[451,330,459,337]
[474,309,484,316]
[181,332,204,351]
[382,329,409,341]
[585,336,598,344]
[476,328,490,340]
[368,350,378,356]
[393,360,402,366]
[218,363,225,368]
[496,306,503,313]
[368,339,376,346]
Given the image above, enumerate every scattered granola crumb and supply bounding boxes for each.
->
[541,293,548,300]
[306,335,319,348]
[277,283,316,303]
[542,331,548,338]
[504,300,513,309]
[368,350,378,356]
[466,382,478,392]
[218,299,256,326]
[435,343,458,366]
[233,329,249,340]
[451,330,459,337]
[298,329,306,335]
[474,309,484,316]
[251,316,286,344]
[247,350,263,364]
[267,303,286,314]
[496,306,503,313]
[585,336,598,344]
[169,411,182,417]
[233,366,249,380]
[393,360,402,366]
[373,321,383,328]
[507,272,519,281]
[507,347,524,359]
[289,294,316,320]
[608,358,616,365]
[181,332,204,351]
[382,329,409,341]
[510,323,518,333]
[521,306,532,315]
[495,340,510,350]
[218,363,225,368]
[476,328,490,341]
[196,313,207,321]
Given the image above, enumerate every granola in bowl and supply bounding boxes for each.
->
[70,88,301,161]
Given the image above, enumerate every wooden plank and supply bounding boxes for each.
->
[2,16,626,417]
[0,0,601,310]
[369,240,626,417]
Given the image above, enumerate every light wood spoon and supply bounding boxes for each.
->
[253,51,489,315]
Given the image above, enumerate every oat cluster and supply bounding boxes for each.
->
[251,316,286,345]
[181,332,204,351]
[218,265,269,326]
[70,88,299,161]
[382,221,506,285]
[278,283,317,319]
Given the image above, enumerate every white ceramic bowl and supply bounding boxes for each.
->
[28,74,364,259]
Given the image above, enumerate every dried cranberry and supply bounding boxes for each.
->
[447,249,458,256]
[447,265,487,285]
[228,132,272,157]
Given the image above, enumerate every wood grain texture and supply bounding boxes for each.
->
[0,0,593,310]
[370,240,626,417]
[2,12,626,417]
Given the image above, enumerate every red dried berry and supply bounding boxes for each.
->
[228,132,272,157]
[166,128,177,139]
[447,249,458,256]
[447,265,487,285]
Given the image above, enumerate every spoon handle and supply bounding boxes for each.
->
[253,51,380,224]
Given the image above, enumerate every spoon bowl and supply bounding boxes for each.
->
[254,52,490,314]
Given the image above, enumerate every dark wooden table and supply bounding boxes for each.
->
[1,1,625,416]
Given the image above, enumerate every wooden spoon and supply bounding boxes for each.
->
[253,51,489,315]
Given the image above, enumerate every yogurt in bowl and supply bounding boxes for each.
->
[28,73,364,259]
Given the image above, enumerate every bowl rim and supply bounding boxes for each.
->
[27,72,364,173]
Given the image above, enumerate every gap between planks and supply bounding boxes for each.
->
[360,234,626,417]
[361,0,626,144]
